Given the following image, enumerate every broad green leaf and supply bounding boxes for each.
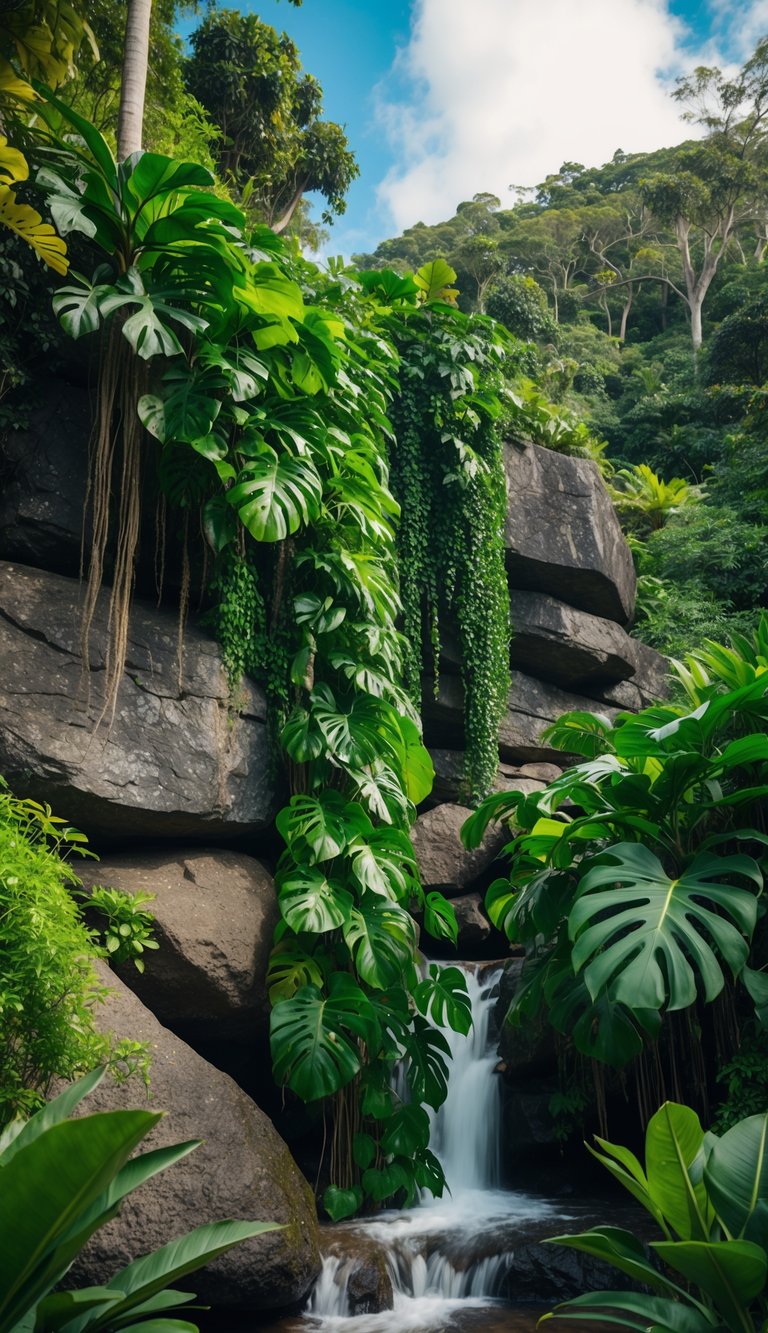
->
[401,1015,451,1110]
[277,867,353,934]
[544,1226,684,1295]
[276,793,364,864]
[543,1289,720,1332]
[99,1221,280,1323]
[0,1067,106,1165]
[705,1113,768,1248]
[342,899,416,988]
[414,258,458,304]
[646,1102,712,1241]
[652,1238,767,1326]
[413,965,472,1035]
[423,891,459,946]
[361,1162,411,1204]
[228,445,322,543]
[236,263,305,321]
[123,153,213,208]
[270,976,379,1100]
[267,938,325,1003]
[395,714,434,804]
[280,707,324,763]
[323,1185,362,1222]
[0,1111,161,1333]
[52,277,112,338]
[348,826,417,902]
[381,1106,431,1157]
[570,844,760,1013]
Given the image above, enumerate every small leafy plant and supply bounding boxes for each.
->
[0,1068,278,1333]
[88,886,159,972]
[543,1100,768,1333]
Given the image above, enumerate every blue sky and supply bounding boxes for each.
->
[178,1,766,258]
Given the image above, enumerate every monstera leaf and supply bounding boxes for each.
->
[413,964,472,1035]
[276,792,368,865]
[277,865,353,934]
[227,444,322,542]
[270,975,379,1100]
[342,898,416,988]
[570,843,761,1013]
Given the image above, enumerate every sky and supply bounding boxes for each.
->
[178,0,768,259]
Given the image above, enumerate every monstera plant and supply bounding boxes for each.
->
[463,675,768,1068]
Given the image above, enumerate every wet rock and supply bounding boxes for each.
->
[504,440,636,624]
[0,561,278,843]
[411,803,506,896]
[78,848,279,1043]
[62,964,320,1311]
[320,1231,394,1316]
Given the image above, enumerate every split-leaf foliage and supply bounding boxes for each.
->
[5,82,512,1216]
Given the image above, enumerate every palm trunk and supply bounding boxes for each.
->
[117,0,152,161]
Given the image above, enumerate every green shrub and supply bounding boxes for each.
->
[0,780,110,1123]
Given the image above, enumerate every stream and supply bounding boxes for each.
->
[261,962,592,1332]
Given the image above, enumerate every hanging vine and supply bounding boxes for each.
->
[363,261,513,802]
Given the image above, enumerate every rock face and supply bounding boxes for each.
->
[78,849,279,1042]
[425,671,619,766]
[509,589,639,689]
[0,380,89,575]
[0,562,277,843]
[64,964,320,1311]
[411,803,506,896]
[504,440,636,624]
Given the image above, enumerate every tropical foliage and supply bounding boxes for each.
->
[544,1100,768,1333]
[463,675,768,1074]
[0,1067,277,1333]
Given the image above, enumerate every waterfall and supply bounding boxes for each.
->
[302,961,566,1328]
[427,964,502,1194]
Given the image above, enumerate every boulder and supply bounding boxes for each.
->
[504,440,636,624]
[411,803,506,896]
[601,636,670,708]
[78,849,279,1043]
[314,1232,394,1316]
[429,748,559,805]
[0,379,88,575]
[451,892,493,948]
[424,671,619,766]
[63,963,320,1311]
[0,562,277,842]
[509,589,639,689]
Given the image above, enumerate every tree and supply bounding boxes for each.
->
[117,0,152,159]
[185,8,357,232]
[641,38,768,353]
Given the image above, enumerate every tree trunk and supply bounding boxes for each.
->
[117,0,152,161]
[619,283,633,343]
[690,296,704,355]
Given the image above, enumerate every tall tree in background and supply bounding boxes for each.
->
[642,37,768,353]
[185,8,357,232]
[117,0,152,159]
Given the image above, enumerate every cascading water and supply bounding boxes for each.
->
[283,961,572,1333]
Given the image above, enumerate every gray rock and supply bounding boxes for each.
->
[602,636,670,708]
[78,849,279,1042]
[0,379,88,575]
[509,589,639,689]
[504,440,636,624]
[451,892,493,948]
[411,803,506,897]
[0,562,278,842]
[424,671,618,766]
[429,749,556,805]
[64,963,320,1310]
[318,1231,394,1316]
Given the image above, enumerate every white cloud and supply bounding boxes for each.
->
[373,0,733,235]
